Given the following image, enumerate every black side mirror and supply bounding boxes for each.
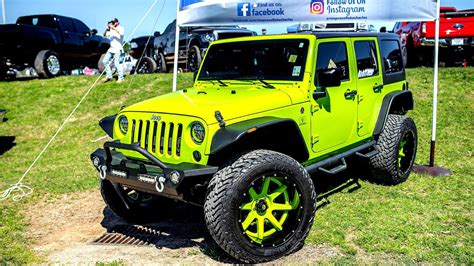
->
[313,68,342,100]
[91,29,98,35]
[380,27,387,33]
[154,31,161,37]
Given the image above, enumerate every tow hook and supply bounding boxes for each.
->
[99,165,107,180]
[154,176,166,192]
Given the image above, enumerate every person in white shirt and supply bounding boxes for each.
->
[102,18,125,83]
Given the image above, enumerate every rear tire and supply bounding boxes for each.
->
[369,115,417,185]
[204,150,316,263]
[34,50,61,78]
[98,53,106,73]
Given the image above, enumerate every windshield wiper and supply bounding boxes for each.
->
[199,78,228,87]
[256,79,275,89]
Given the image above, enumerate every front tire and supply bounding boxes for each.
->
[369,115,417,185]
[204,150,316,263]
[135,56,157,74]
[187,45,202,72]
[34,50,61,78]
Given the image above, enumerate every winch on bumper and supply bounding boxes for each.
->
[90,141,218,200]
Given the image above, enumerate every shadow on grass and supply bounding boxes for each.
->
[98,202,237,263]
[0,136,16,155]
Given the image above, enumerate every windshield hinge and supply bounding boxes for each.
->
[215,111,226,128]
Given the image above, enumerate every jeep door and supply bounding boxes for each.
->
[310,39,358,154]
[351,37,383,137]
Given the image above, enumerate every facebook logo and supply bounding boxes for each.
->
[237,3,251,17]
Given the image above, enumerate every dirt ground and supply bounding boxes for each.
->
[25,189,343,264]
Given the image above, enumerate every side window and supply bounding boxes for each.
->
[380,40,403,74]
[316,42,349,84]
[73,19,90,34]
[60,17,75,33]
[354,41,379,78]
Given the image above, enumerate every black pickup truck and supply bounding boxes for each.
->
[152,20,256,73]
[0,14,110,79]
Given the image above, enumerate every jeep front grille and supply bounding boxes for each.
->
[130,119,183,157]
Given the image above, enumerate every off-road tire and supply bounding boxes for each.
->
[135,56,157,74]
[187,45,202,72]
[369,115,417,185]
[34,50,61,78]
[154,51,167,73]
[204,150,316,263]
[100,179,173,223]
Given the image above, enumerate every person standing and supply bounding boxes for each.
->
[102,18,125,83]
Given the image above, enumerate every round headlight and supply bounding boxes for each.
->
[191,122,205,144]
[118,115,128,135]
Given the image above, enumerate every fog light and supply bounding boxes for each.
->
[193,150,201,162]
[169,171,181,185]
[92,156,100,167]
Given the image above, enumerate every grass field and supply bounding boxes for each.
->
[0,69,473,263]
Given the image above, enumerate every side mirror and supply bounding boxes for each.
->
[313,68,342,100]
[380,27,387,33]
[91,29,98,35]
[153,31,161,37]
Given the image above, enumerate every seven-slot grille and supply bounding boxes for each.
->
[130,119,183,157]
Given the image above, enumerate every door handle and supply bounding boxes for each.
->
[344,90,357,99]
[373,84,384,92]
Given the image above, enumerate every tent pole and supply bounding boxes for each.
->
[429,0,441,167]
[172,0,180,92]
[413,0,451,177]
[2,0,6,24]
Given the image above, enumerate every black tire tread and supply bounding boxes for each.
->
[204,150,316,263]
[369,114,417,185]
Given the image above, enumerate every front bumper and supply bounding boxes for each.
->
[90,141,218,200]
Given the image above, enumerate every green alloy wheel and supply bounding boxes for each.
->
[204,150,316,263]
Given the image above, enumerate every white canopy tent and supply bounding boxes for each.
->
[172,0,448,174]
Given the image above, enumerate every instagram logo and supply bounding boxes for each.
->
[310,0,324,14]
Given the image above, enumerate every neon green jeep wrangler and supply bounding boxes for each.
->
[91,32,417,263]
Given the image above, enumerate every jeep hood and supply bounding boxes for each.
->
[123,87,293,124]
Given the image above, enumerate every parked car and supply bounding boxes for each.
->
[152,20,256,73]
[0,14,110,79]
[91,32,416,263]
[394,7,474,66]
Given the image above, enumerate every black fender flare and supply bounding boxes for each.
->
[373,90,414,137]
[209,117,309,163]
[99,114,117,138]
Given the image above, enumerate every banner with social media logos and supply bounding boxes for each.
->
[178,0,437,26]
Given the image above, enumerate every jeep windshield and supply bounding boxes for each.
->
[198,39,309,82]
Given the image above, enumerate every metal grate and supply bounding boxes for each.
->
[91,225,161,246]
[130,119,183,158]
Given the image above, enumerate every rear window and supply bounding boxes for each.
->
[17,16,56,29]
[380,40,403,74]
[354,41,379,78]
[316,42,350,82]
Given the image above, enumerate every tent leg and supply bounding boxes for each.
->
[412,0,451,177]
[172,0,180,92]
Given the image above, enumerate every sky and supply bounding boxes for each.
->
[2,0,473,41]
